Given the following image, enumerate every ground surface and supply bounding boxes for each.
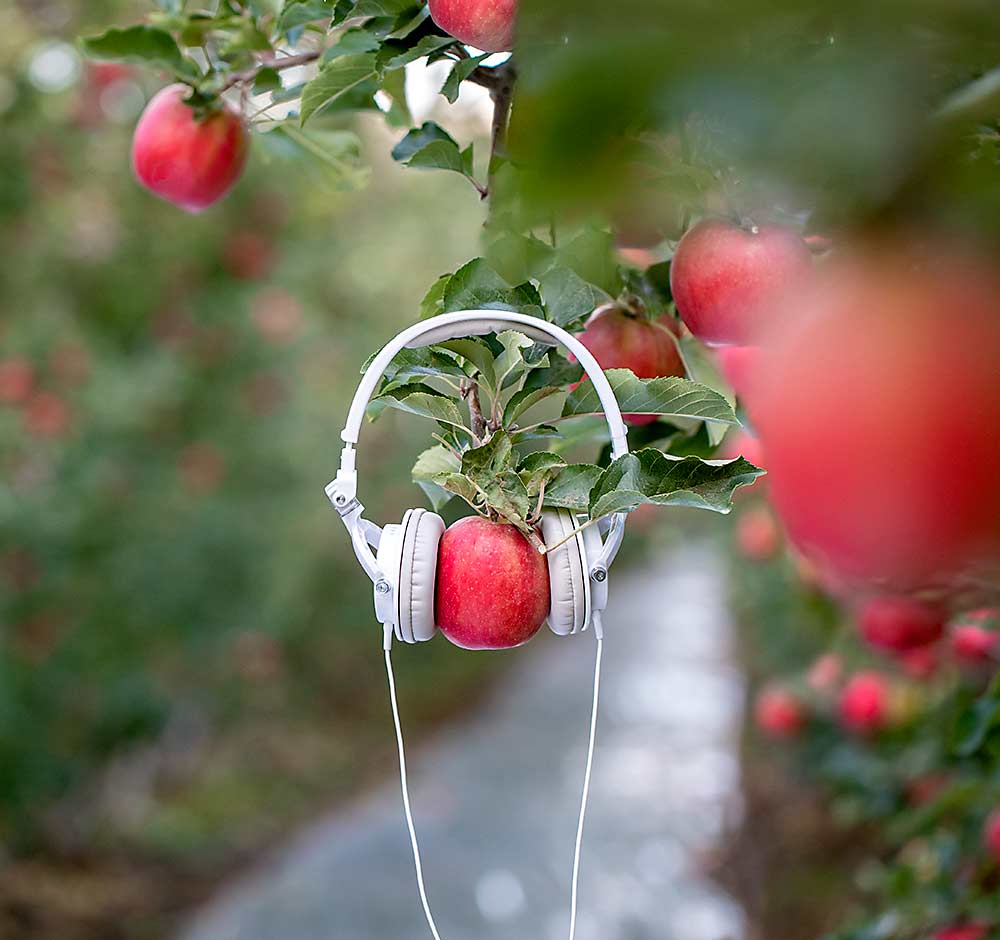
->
[181,542,747,940]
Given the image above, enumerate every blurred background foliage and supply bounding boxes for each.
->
[0,2,512,933]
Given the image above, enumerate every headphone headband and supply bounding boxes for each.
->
[341,310,629,455]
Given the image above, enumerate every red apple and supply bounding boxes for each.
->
[750,243,1000,595]
[899,646,938,680]
[132,85,249,213]
[436,516,549,650]
[22,392,70,438]
[839,671,889,733]
[736,505,781,560]
[574,304,684,426]
[670,219,813,346]
[935,925,990,940]
[951,610,999,663]
[0,359,34,405]
[984,809,1000,863]
[715,345,761,399]
[754,685,804,738]
[858,596,944,653]
[428,0,517,52]
[222,232,274,281]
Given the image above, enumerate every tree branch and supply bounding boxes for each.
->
[462,381,487,440]
[221,50,323,93]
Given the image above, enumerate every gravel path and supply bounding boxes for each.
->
[181,541,746,940]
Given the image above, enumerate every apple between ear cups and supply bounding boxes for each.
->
[327,309,630,649]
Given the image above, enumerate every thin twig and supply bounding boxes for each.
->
[540,514,607,555]
[220,49,323,93]
[462,381,487,441]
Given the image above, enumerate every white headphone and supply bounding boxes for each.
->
[326,310,632,940]
[326,309,631,650]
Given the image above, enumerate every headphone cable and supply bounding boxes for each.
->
[384,629,604,940]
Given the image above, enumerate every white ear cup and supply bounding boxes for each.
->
[541,509,589,636]
[397,508,445,643]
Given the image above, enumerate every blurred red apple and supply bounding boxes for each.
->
[736,505,781,560]
[715,345,761,399]
[23,392,70,438]
[807,653,843,692]
[858,596,944,653]
[751,243,1000,595]
[754,685,805,738]
[899,646,938,680]
[428,0,517,51]
[839,671,889,733]
[935,925,990,940]
[222,232,274,281]
[951,610,999,663]
[670,219,813,346]
[0,359,35,405]
[984,809,1000,863]
[574,303,684,425]
[436,516,549,650]
[132,84,249,212]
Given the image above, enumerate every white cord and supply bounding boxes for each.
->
[384,649,445,940]
[383,630,605,940]
[569,632,603,940]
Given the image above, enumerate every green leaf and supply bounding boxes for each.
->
[437,338,497,389]
[556,228,621,296]
[380,35,456,70]
[363,346,467,383]
[588,451,764,519]
[371,387,469,431]
[391,122,456,161]
[503,385,560,425]
[480,472,533,531]
[379,66,411,126]
[279,0,335,32]
[483,231,556,285]
[494,330,536,390]
[300,53,377,124]
[542,464,604,512]
[419,274,451,319]
[405,139,474,177]
[80,25,198,79]
[517,452,566,498]
[563,369,738,425]
[461,429,514,477]
[322,28,381,61]
[411,444,461,511]
[253,67,283,94]
[440,53,488,103]
[434,472,482,507]
[441,259,545,318]
[353,0,416,16]
[539,267,610,328]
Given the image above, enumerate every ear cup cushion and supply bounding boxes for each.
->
[398,509,446,643]
[541,509,587,636]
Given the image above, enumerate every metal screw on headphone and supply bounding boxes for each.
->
[591,566,607,583]
[334,493,348,507]
[375,579,390,594]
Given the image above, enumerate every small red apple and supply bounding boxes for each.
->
[670,218,813,346]
[736,505,781,560]
[22,392,70,438]
[935,925,990,940]
[574,304,684,426]
[951,616,999,663]
[435,516,549,650]
[222,232,274,281]
[839,671,889,733]
[0,359,35,405]
[428,0,517,52]
[754,685,805,738]
[715,345,761,399]
[750,243,1000,594]
[858,596,944,653]
[132,84,249,213]
[984,809,1000,863]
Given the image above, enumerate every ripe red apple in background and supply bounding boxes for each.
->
[984,809,1000,863]
[936,924,990,940]
[754,685,805,738]
[899,646,938,680]
[951,611,999,663]
[22,392,70,438]
[715,345,761,399]
[736,505,781,560]
[670,219,813,346]
[0,359,35,405]
[575,304,684,425]
[839,671,889,733]
[750,243,1000,595]
[132,85,249,213]
[858,596,944,653]
[436,516,549,650]
[428,0,517,51]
